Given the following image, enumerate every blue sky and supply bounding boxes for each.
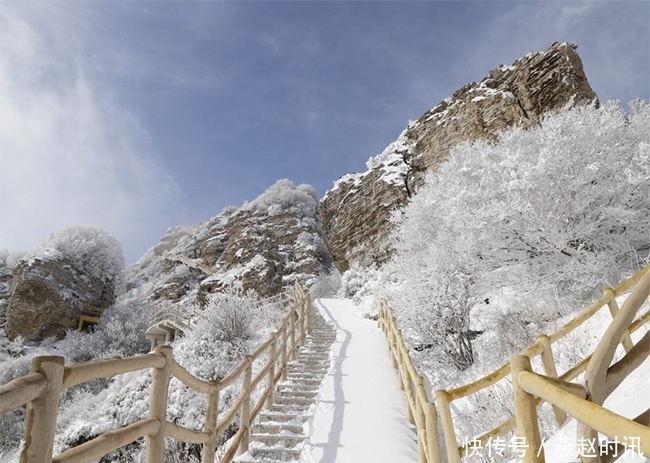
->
[1,1,649,264]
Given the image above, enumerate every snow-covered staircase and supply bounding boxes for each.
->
[235,309,337,463]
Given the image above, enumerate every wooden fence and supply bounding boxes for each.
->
[378,265,650,463]
[378,301,442,463]
[0,281,313,463]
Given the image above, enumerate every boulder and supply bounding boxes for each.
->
[5,257,117,341]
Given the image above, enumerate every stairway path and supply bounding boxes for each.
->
[235,307,337,463]
[304,298,419,463]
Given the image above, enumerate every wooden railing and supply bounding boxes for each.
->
[512,267,650,462]
[378,301,442,463]
[378,265,650,462]
[0,281,313,463]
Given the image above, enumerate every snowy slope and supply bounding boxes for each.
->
[303,298,419,463]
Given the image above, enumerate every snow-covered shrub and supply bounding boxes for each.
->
[64,299,152,364]
[192,287,261,343]
[0,249,25,272]
[243,179,319,217]
[28,225,125,288]
[339,264,383,299]
[309,269,342,299]
[388,101,650,372]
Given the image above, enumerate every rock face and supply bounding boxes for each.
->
[319,42,599,272]
[5,258,117,341]
[125,179,330,313]
[0,259,14,330]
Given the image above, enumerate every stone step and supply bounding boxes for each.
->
[274,396,314,407]
[296,357,330,362]
[289,361,329,368]
[289,366,329,373]
[250,434,306,448]
[295,352,330,358]
[290,359,329,365]
[235,309,336,463]
[276,384,319,393]
[270,403,312,414]
[287,369,328,376]
[254,422,304,435]
[278,390,318,399]
[287,373,325,380]
[248,447,302,461]
[258,412,309,423]
[283,377,321,385]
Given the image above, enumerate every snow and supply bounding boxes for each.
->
[303,298,419,463]
[296,293,649,463]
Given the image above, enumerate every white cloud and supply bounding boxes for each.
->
[261,34,281,54]
[0,3,182,262]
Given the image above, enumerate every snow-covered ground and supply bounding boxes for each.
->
[298,297,648,463]
[303,298,419,463]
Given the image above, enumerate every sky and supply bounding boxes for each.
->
[1,1,649,264]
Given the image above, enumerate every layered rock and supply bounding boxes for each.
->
[5,257,117,341]
[125,179,330,313]
[0,255,16,329]
[319,42,599,272]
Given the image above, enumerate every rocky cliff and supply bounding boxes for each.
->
[319,42,599,272]
[1,181,329,342]
[125,179,330,314]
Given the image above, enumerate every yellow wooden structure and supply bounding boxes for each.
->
[76,306,104,332]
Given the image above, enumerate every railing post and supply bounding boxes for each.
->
[290,308,297,361]
[536,334,567,427]
[511,355,544,463]
[604,288,634,353]
[20,356,65,463]
[425,402,443,463]
[435,389,462,463]
[146,345,173,463]
[201,381,220,463]
[414,377,426,463]
[266,338,276,409]
[281,323,288,381]
[300,298,307,347]
[238,355,253,454]
[306,297,313,335]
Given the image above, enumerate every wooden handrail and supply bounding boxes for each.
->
[53,418,161,463]
[578,268,650,461]
[449,266,649,459]
[62,353,165,389]
[378,265,650,462]
[1,282,314,463]
[165,420,212,444]
[0,373,47,415]
[171,360,215,394]
[378,301,442,463]
[605,330,650,398]
[513,354,650,460]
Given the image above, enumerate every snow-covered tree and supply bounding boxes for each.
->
[30,225,125,288]
[388,101,650,370]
